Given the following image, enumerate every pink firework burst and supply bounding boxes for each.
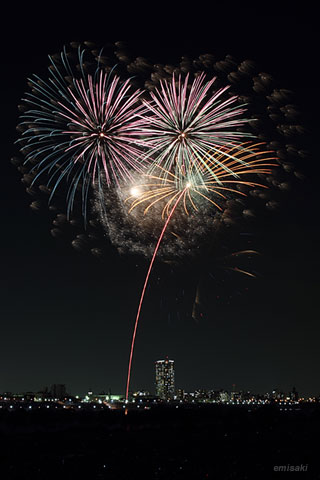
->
[18,49,148,218]
[58,71,148,186]
[139,72,252,184]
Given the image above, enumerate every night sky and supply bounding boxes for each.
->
[1,7,319,397]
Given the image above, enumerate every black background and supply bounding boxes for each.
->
[1,6,319,396]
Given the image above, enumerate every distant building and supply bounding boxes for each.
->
[133,390,150,397]
[155,357,175,400]
[85,391,122,403]
[290,386,299,402]
[194,389,209,401]
[177,389,185,401]
[208,390,220,402]
[242,391,252,401]
[219,390,229,403]
[270,389,285,401]
[230,390,242,402]
[50,384,66,399]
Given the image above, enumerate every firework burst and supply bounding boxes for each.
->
[139,72,253,184]
[17,47,147,218]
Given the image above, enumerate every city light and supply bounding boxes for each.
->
[0,367,313,411]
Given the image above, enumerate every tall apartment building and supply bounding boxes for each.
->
[155,357,175,400]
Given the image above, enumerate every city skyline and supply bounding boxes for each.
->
[0,382,316,407]
[0,360,317,398]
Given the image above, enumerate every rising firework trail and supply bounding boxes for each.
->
[125,187,187,401]
[125,143,277,399]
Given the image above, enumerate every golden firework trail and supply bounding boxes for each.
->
[126,142,278,217]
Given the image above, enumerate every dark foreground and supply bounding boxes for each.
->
[0,404,319,479]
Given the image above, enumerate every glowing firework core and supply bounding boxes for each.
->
[178,132,188,141]
[130,187,141,197]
